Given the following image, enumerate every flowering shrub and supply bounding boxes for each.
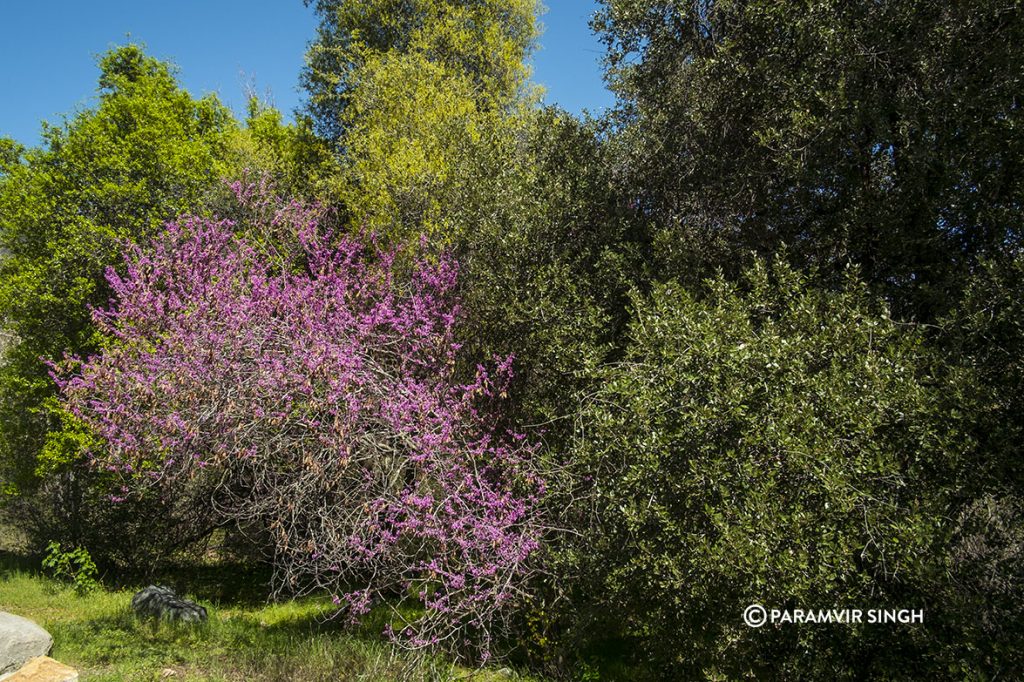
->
[53,183,543,660]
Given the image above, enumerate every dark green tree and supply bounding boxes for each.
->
[458,109,648,428]
[595,0,1023,320]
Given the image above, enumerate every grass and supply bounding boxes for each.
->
[0,524,539,681]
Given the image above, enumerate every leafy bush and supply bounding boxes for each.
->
[935,494,1024,675]
[42,541,99,595]
[556,259,947,678]
[938,254,1024,498]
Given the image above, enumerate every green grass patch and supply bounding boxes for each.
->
[0,567,537,681]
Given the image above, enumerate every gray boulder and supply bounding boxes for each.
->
[131,586,207,623]
[0,612,53,675]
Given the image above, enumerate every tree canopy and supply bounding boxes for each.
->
[0,45,239,496]
[302,0,539,143]
[596,0,1024,319]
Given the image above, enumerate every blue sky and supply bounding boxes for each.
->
[0,1,614,147]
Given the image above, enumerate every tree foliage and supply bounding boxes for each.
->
[938,254,1024,498]
[595,0,1024,319]
[924,254,1024,675]
[457,109,647,428]
[302,0,539,143]
[304,0,542,248]
[0,2,1021,677]
[0,45,238,499]
[225,98,338,202]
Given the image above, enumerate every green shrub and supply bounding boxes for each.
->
[938,254,1024,498]
[42,541,99,595]
[557,259,948,679]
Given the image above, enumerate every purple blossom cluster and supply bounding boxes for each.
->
[53,182,544,660]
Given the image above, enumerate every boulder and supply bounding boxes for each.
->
[0,656,78,681]
[0,613,52,675]
[131,586,207,623]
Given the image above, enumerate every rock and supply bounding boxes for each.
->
[0,613,52,675]
[0,656,77,682]
[131,585,208,623]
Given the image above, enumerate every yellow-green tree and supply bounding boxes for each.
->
[0,46,239,499]
[302,0,540,241]
[224,98,338,202]
[303,0,538,142]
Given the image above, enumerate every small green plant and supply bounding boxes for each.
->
[577,661,601,682]
[42,541,99,595]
